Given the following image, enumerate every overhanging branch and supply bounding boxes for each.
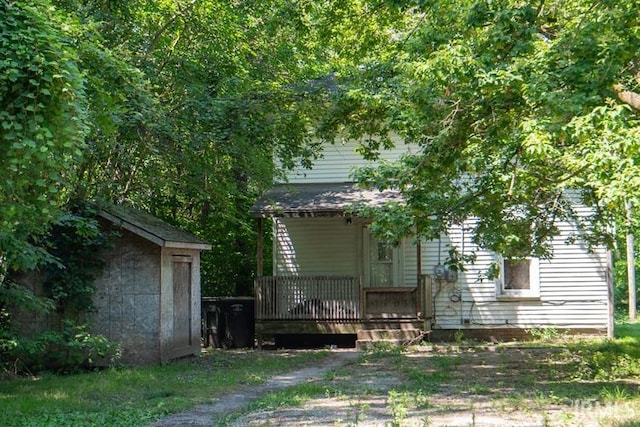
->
[614,83,640,111]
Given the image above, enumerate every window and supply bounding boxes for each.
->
[497,257,540,299]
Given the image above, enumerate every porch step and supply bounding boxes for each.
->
[356,326,428,350]
[357,328,422,341]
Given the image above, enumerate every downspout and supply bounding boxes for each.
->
[607,249,615,338]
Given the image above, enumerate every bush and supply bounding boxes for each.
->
[7,320,120,374]
[0,203,121,374]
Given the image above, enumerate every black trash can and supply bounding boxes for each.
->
[201,297,224,348]
[224,297,255,348]
[201,297,254,348]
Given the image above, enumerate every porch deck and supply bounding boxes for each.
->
[254,275,432,346]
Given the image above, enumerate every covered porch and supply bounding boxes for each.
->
[250,182,432,347]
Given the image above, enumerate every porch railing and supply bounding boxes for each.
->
[255,275,360,321]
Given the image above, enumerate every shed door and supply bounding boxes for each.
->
[172,256,192,348]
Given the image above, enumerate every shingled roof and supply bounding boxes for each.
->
[249,182,403,217]
[99,204,211,250]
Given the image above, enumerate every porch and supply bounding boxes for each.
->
[254,275,433,347]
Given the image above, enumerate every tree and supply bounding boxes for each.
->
[0,0,88,276]
[313,0,640,264]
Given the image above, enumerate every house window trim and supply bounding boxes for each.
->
[495,256,540,300]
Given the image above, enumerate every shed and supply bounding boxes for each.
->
[94,205,211,364]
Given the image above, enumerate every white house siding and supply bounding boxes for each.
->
[271,139,609,332]
[284,137,415,184]
[274,217,359,276]
[404,220,609,331]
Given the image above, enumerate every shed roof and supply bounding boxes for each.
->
[99,205,211,250]
[249,182,403,218]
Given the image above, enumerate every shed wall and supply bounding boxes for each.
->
[159,248,202,362]
[93,225,162,365]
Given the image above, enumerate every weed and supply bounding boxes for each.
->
[527,327,565,341]
[370,341,405,354]
[454,329,465,344]
[403,366,448,392]
[348,397,370,424]
[414,390,431,409]
[469,384,490,395]
[431,354,461,370]
[248,382,328,411]
[562,346,640,381]
[388,390,410,426]
[600,385,631,403]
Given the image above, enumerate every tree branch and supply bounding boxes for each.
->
[615,86,640,111]
[145,0,197,57]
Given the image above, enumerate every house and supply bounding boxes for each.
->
[94,205,211,364]
[249,140,613,347]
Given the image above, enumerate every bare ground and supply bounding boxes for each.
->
[152,345,640,427]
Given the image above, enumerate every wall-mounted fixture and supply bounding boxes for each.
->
[434,264,458,283]
[445,269,458,283]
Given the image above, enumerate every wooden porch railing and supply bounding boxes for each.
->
[255,275,360,321]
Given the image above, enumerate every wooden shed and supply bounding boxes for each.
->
[94,205,211,364]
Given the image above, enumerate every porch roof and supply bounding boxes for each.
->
[249,182,403,217]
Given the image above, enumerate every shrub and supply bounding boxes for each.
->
[8,320,120,373]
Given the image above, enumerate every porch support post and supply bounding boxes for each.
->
[417,240,422,284]
[417,239,423,319]
[256,218,264,277]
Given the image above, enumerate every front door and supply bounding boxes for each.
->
[362,227,420,318]
[363,228,399,288]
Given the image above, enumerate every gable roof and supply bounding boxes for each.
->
[249,182,402,218]
[99,204,211,250]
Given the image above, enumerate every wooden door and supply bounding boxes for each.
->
[363,228,399,287]
[172,256,192,348]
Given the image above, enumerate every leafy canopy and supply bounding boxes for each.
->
[317,0,640,259]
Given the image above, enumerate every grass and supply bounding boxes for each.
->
[4,322,640,426]
[615,319,640,340]
[222,322,640,425]
[0,349,329,427]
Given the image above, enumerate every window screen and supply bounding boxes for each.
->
[504,259,531,290]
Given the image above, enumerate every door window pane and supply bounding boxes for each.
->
[369,239,393,287]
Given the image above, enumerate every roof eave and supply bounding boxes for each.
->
[250,209,349,218]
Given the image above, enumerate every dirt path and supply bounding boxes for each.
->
[151,345,639,427]
[149,349,360,427]
[226,345,639,427]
